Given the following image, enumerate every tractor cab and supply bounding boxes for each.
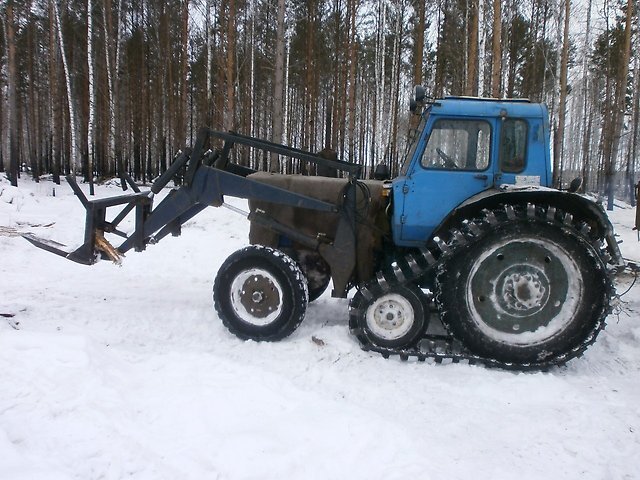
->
[393,92,552,247]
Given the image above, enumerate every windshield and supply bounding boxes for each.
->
[399,113,427,176]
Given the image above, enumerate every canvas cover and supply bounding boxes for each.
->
[247,172,389,283]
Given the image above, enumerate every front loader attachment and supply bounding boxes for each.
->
[22,146,193,265]
[22,128,363,297]
[23,173,154,265]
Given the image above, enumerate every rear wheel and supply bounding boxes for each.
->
[214,245,308,341]
[437,210,610,364]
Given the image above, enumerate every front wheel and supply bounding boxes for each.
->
[214,245,308,341]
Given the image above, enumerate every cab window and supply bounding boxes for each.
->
[500,119,528,173]
[421,119,491,171]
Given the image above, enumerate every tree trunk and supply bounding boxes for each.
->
[490,0,502,97]
[413,0,425,86]
[477,0,485,96]
[626,5,640,205]
[466,0,479,96]
[347,0,358,161]
[224,0,236,132]
[553,0,570,188]
[103,0,123,178]
[7,0,18,186]
[374,0,386,167]
[48,1,60,184]
[87,0,95,194]
[606,0,633,210]
[271,0,286,172]
[579,0,592,191]
[26,4,40,182]
[206,0,213,125]
[177,0,189,147]
[53,0,78,177]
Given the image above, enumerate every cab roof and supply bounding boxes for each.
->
[428,97,548,119]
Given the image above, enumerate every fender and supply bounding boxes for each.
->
[432,185,624,266]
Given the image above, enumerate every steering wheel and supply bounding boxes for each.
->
[436,148,458,169]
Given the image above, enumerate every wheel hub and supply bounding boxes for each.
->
[499,267,549,314]
[466,239,577,341]
[375,300,405,330]
[365,293,415,341]
[238,274,279,318]
[229,268,284,326]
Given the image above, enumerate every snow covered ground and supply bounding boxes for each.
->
[1,175,639,480]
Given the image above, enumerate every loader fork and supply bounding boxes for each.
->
[23,174,154,264]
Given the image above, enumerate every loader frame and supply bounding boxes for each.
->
[24,128,364,297]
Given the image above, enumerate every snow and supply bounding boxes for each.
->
[1,175,640,479]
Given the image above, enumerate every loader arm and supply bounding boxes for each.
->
[24,127,363,296]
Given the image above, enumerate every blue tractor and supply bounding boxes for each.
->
[25,87,623,370]
[346,89,622,368]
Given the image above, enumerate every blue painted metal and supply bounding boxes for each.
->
[392,97,552,246]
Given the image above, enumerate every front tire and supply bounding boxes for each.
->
[437,209,610,364]
[214,245,308,341]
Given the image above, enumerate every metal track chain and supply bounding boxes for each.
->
[348,203,616,371]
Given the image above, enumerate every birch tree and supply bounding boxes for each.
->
[477,0,485,96]
[87,0,95,194]
[553,0,570,188]
[52,0,78,176]
[580,0,593,190]
[103,0,123,177]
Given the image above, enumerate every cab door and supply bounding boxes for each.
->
[397,117,497,246]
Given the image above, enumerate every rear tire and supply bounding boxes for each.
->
[214,245,308,341]
[436,209,610,364]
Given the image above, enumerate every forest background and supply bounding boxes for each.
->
[0,0,637,205]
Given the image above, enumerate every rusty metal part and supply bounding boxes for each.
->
[238,273,281,319]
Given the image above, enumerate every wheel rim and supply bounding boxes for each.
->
[365,293,415,341]
[465,237,582,346]
[230,268,284,326]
